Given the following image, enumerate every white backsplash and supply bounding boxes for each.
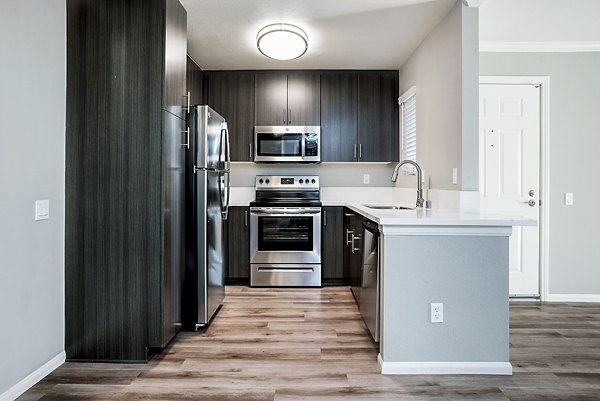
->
[231,185,480,212]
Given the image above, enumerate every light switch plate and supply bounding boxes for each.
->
[565,192,574,206]
[35,200,50,221]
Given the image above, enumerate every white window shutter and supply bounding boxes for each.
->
[400,88,417,173]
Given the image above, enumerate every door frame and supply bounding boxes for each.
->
[479,76,550,301]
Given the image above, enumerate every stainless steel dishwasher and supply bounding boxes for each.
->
[360,218,380,342]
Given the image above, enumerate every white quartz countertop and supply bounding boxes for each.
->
[345,203,537,227]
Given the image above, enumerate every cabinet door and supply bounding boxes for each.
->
[186,56,205,106]
[287,72,320,126]
[357,72,399,162]
[227,206,250,280]
[164,0,187,119]
[209,72,255,161]
[343,208,363,296]
[255,72,288,126]
[320,72,357,162]
[161,110,185,346]
[321,207,344,281]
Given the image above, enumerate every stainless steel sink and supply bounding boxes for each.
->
[363,204,413,210]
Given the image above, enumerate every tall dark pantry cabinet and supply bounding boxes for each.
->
[65,0,187,362]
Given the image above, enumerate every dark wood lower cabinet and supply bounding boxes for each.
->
[226,206,250,284]
[321,207,344,284]
[343,208,363,292]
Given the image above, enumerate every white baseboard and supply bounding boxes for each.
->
[546,294,600,302]
[0,351,65,401]
[377,354,512,375]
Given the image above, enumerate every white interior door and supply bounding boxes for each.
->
[479,84,540,297]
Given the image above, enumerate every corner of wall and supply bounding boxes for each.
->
[460,3,480,192]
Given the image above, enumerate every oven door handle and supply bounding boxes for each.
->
[250,208,321,215]
[250,212,321,217]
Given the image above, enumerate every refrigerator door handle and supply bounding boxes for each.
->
[222,171,230,220]
[224,123,231,172]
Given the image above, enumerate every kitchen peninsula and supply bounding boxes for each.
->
[345,203,536,375]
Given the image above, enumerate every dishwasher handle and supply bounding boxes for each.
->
[362,219,379,236]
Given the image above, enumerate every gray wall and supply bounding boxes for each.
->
[230,163,396,187]
[399,2,479,191]
[0,0,66,394]
[480,52,600,295]
[381,235,509,363]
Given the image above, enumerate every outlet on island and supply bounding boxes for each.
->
[430,302,444,323]
[363,174,370,185]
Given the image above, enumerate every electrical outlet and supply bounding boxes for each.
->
[452,168,458,185]
[363,174,370,185]
[430,302,443,323]
[565,192,574,206]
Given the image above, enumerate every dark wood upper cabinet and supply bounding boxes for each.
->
[255,72,288,125]
[320,72,358,162]
[226,206,250,281]
[186,57,207,106]
[203,69,397,162]
[164,0,187,119]
[357,72,399,162]
[208,72,255,161]
[321,206,344,281]
[255,72,320,126]
[287,72,320,126]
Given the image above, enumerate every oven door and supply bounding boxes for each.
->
[250,207,321,264]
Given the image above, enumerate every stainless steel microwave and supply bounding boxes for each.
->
[254,126,320,163]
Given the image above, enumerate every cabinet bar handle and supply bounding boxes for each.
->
[359,143,362,159]
[181,127,190,149]
[249,143,253,160]
[283,108,286,124]
[351,234,361,253]
[244,210,248,227]
[353,144,357,159]
[184,91,191,113]
[346,229,354,245]
[323,210,327,226]
[288,108,291,124]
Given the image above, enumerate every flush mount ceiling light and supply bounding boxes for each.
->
[256,23,308,61]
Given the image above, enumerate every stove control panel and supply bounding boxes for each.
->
[255,175,320,189]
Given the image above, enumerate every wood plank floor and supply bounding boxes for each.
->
[19,287,600,401]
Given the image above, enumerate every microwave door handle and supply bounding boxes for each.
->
[301,133,306,158]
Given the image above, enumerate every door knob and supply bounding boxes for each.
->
[525,199,536,207]
[528,190,535,197]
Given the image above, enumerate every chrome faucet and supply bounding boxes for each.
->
[391,160,424,208]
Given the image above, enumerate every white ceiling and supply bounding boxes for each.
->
[181,0,457,70]
[479,0,600,43]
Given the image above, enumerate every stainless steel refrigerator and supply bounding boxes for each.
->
[184,105,230,329]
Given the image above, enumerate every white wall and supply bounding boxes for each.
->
[0,0,66,397]
[230,163,396,187]
[480,52,600,297]
[398,1,479,191]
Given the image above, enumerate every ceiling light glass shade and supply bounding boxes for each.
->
[256,23,308,61]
